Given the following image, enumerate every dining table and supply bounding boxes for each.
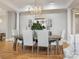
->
[13,34,61,51]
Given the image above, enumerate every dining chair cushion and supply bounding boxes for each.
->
[51,42,56,45]
[17,40,22,44]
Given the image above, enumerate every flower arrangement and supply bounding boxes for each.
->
[31,21,45,30]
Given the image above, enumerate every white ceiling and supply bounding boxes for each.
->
[69,0,79,9]
[0,0,78,12]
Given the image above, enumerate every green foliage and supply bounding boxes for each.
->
[31,22,45,30]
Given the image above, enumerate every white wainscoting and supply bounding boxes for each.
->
[75,34,79,55]
[69,34,79,55]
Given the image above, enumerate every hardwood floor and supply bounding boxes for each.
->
[0,41,64,59]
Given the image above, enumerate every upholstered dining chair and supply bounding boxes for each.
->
[59,30,66,45]
[22,30,35,53]
[12,29,24,51]
[50,30,66,54]
[36,30,50,55]
[12,29,18,42]
[12,29,21,42]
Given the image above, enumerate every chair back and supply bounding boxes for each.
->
[12,29,18,36]
[61,30,65,39]
[59,30,66,45]
[23,30,33,46]
[37,30,49,47]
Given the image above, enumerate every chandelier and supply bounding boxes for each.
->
[32,6,42,15]
[30,0,43,17]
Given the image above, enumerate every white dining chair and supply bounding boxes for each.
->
[12,29,18,42]
[36,30,50,55]
[23,30,35,53]
[12,29,24,51]
[59,30,66,45]
[50,30,66,54]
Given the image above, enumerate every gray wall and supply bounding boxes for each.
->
[0,15,8,33]
[0,11,8,39]
[0,11,17,40]
[6,11,16,39]
[19,10,67,39]
[0,9,67,40]
[75,15,79,34]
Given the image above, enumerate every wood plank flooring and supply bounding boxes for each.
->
[0,41,64,59]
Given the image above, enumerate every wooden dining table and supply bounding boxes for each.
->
[13,34,61,51]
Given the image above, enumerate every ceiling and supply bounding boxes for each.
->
[70,0,79,8]
[0,0,78,12]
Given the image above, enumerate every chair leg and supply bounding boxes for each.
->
[37,46,39,54]
[58,45,61,54]
[51,46,52,54]
[47,47,49,55]
[17,43,19,51]
[59,45,62,54]
[22,40,23,50]
[32,46,33,53]
[23,46,25,52]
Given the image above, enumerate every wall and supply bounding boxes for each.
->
[44,12,67,35]
[0,11,16,40]
[0,15,8,33]
[19,15,34,34]
[75,15,79,34]
[6,11,16,39]
[0,11,8,39]
[19,10,67,39]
